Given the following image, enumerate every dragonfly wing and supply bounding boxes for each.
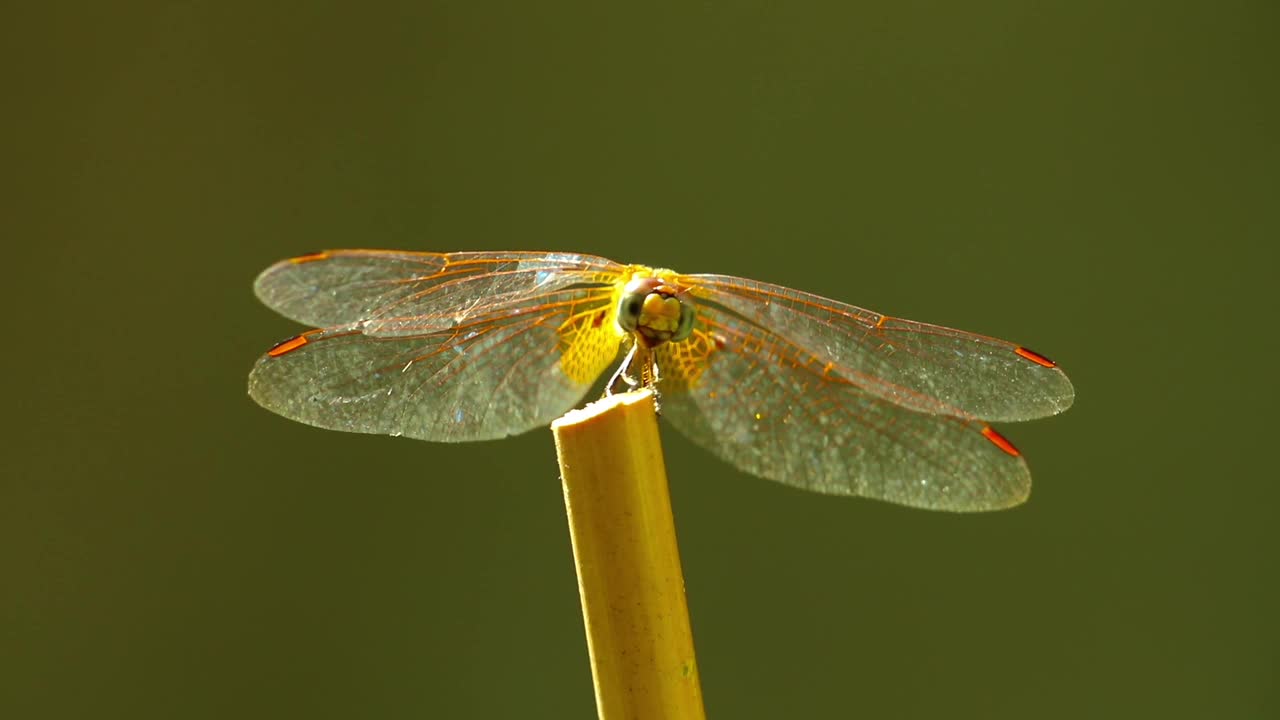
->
[656,309,1031,511]
[681,274,1073,422]
[249,288,620,441]
[255,250,624,328]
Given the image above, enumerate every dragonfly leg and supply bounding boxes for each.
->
[649,353,664,415]
[605,344,640,396]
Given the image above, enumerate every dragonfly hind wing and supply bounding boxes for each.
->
[657,311,1031,511]
[249,304,616,442]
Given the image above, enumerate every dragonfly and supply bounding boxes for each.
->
[249,250,1073,512]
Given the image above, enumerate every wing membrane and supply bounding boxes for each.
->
[681,274,1073,422]
[657,307,1031,511]
[249,288,617,441]
[255,250,623,329]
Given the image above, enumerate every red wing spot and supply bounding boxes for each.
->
[712,334,726,351]
[592,310,606,328]
[290,251,331,264]
[1015,346,1057,368]
[982,426,1021,457]
[268,333,312,357]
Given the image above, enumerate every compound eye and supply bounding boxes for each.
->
[617,289,645,332]
[672,301,696,342]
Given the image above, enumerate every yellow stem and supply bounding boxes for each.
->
[552,389,706,720]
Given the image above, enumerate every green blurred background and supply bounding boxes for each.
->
[4,2,1276,718]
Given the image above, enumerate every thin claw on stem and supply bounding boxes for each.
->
[604,344,664,414]
[606,345,640,396]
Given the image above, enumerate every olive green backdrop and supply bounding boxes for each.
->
[4,2,1275,718]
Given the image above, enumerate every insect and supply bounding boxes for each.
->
[249,250,1073,511]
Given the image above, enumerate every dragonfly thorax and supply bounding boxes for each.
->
[616,276,695,348]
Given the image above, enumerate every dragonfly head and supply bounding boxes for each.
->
[617,275,696,348]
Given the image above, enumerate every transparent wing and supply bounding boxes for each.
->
[680,274,1073,422]
[254,249,624,329]
[249,287,619,442]
[656,307,1031,511]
